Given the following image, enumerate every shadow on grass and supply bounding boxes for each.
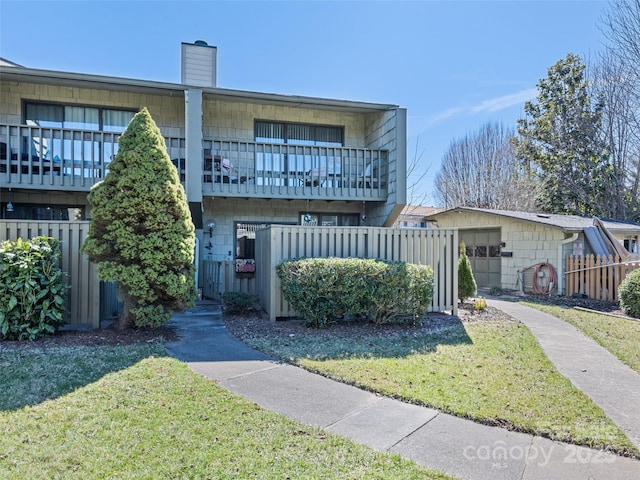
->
[0,342,167,412]
[251,317,473,362]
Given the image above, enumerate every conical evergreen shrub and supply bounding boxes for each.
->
[458,241,477,303]
[82,108,196,328]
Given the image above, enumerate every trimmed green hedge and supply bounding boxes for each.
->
[276,257,434,328]
[619,269,640,318]
[0,237,67,340]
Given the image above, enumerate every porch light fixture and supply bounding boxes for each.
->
[5,188,14,213]
[205,220,216,237]
[304,199,311,223]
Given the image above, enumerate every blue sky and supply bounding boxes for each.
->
[0,0,608,205]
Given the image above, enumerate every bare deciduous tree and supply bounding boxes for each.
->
[590,50,640,219]
[406,137,432,207]
[434,122,537,210]
[599,0,640,220]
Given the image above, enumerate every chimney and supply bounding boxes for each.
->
[181,41,217,88]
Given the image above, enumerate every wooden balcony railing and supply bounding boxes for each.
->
[200,139,388,200]
[1,124,388,200]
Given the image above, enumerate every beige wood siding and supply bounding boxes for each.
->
[433,211,565,290]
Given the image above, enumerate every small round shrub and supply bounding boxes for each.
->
[489,285,502,296]
[472,296,487,311]
[222,292,259,315]
[619,269,640,318]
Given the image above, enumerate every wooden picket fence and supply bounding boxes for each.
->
[565,254,640,302]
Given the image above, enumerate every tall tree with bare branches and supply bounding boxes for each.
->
[434,122,536,210]
[599,0,640,220]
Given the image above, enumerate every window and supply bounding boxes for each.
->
[255,121,344,185]
[2,203,84,221]
[236,222,274,276]
[255,121,343,147]
[23,102,136,176]
[623,236,639,254]
[300,213,359,227]
[25,102,135,132]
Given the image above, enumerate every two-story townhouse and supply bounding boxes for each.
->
[0,41,407,293]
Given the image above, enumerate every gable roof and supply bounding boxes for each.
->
[399,205,442,219]
[425,207,640,234]
[0,57,22,67]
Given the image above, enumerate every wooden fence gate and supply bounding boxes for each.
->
[565,254,640,302]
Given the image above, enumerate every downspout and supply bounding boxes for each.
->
[557,233,579,296]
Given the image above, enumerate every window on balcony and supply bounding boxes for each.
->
[255,121,343,147]
[255,121,344,185]
[25,103,135,132]
[22,102,136,177]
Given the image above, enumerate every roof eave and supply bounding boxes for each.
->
[0,66,398,113]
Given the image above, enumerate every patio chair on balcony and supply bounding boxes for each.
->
[204,150,237,184]
[304,158,342,187]
[304,167,326,187]
[218,157,239,183]
[356,162,379,189]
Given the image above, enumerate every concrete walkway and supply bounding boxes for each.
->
[165,304,640,480]
[487,299,640,453]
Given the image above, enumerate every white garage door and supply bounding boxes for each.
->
[459,229,502,288]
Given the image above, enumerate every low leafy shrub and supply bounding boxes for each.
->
[489,286,502,296]
[276,257,434,328]
[619,269,640,318]
[0,237,68,340]
[222,292,260,315]
[472,296,488,311]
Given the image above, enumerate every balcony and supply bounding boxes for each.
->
[199,140,388,201]
[0,124,388,201]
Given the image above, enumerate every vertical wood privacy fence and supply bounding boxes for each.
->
[255,226,459,322]
[1,220,100,328]
[565,254,640,302]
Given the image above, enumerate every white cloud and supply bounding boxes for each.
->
[469,88,537,114]
[409,87,538,139]
[411,107,465,130]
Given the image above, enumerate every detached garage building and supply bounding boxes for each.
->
[424,207,640,294]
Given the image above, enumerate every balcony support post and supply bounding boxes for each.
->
[185,88,203,229]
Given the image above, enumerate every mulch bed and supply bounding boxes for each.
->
[1,293,633,350]
[0,325,177,351]
[221,302,515,344]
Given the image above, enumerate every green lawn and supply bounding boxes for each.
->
[522,302,640,373]
[0,344,450,480]
[246,319,638,457]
